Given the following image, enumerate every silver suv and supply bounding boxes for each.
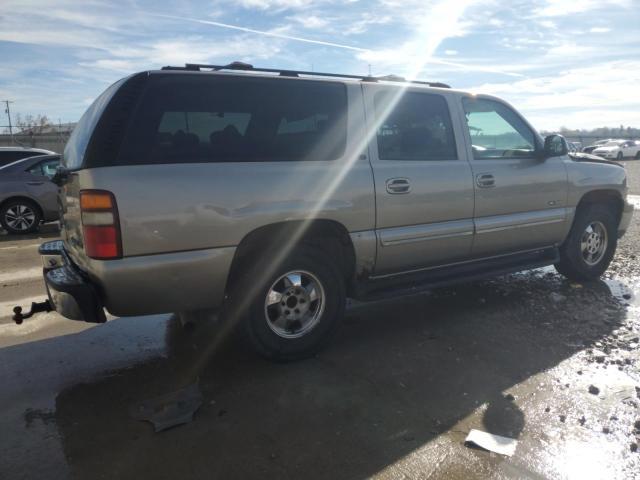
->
[19,62,634,361]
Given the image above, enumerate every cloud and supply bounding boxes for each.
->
[80,35,283,71]
[153,13,368,51]
[286,14,330,29]
[355,0,482,73]
[1,0,638,130]
[234,0,328,10]
[468,60,640,129]
[534,0,632,17]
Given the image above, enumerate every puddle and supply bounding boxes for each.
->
[604,278,637,305]
[626,194,640,209]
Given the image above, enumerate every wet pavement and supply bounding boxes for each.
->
[1,162,639,479]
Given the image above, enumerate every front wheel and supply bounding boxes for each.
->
[229,245,346,361]
[555,204,617,282]
[616,151,623,161]
[0,200,41,234]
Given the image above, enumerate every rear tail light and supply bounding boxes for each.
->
[80,190,122,259]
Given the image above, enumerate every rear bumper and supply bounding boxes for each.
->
[40,241,106,323]
[40,240,236,319]
[618,198,634,238]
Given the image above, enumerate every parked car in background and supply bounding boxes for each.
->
[563,138,608,162]
[0,147,56,166]
[582,139,613,154]
[592,140,640,160]
[566,141,578,154]
[0,154,60,234]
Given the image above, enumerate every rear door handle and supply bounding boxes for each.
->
[26,181,44,186]
[386,178,411,194]
[476,174,495,188]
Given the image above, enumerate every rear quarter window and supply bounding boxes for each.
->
[64,78,127,169]
[117,74,348,164]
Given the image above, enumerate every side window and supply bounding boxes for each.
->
[27,163,43,176]
[374,91,457,160]
[27,159,59,178]
[463,98,536,159]
[120,76,348,164]
[41,160,60,178]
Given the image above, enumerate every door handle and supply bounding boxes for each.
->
[475,174,495,188]
[26,181,44,186]
[386,178,411,194]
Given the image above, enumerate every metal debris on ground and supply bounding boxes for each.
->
[129,383,203,432]
[464,429,518,456]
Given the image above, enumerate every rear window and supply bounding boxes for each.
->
[118,74,348,164]
[63,77,127,169]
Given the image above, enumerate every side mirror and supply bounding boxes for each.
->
[542,134,568,159]
[51,166,71,187]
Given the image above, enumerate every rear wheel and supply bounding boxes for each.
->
[228,245,345,361]
[616,151,623,160]
[555,204,617,281]
[0,199,41,234]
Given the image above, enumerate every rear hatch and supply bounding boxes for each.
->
[60,73,148,269]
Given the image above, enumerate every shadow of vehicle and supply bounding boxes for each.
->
[3,270,629,479]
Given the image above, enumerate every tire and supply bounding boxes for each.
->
[555,204,617,282]
[635,151,640,160]
[0,199,41,234]
[227,244,346,362]
[616,151,623,161]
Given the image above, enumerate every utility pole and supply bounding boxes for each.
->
[3,100,14,144]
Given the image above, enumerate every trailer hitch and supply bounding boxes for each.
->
[13,300,53,325]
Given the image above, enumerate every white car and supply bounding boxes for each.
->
[592,140,640,160]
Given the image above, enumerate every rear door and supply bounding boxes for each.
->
[363,85,475,275]
[460,96,569,257]
[25,158,60,215]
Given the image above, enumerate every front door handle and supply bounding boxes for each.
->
[476,173,495,188]
[386,178,411,194]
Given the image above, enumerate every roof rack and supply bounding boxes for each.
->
[161,61,451,88]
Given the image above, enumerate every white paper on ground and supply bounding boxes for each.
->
[465,429,518,456]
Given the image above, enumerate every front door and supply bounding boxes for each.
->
[461,97,569,258]
[363,85,475,276]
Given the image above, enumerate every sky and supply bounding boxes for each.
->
[0,0,639,131]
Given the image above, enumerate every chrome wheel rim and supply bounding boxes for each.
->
[5,205,36,231]
[264,270,325,339]
[581,221,607,266]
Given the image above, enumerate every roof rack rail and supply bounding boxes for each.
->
[161,62,451,88]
